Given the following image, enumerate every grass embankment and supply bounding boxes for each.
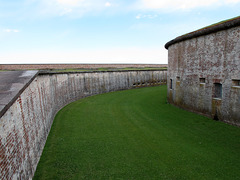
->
[0,67,168,72]
[50,67,167,73]
[34,86,240,179]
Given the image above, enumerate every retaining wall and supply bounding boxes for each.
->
[165,17,240,125]
[0,70,167,180]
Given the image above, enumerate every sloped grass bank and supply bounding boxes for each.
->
[34,86,240,179]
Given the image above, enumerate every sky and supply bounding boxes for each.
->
[0,0,240,64]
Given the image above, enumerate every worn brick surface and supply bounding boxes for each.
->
[167,25,240,125]
[0,70,167,180]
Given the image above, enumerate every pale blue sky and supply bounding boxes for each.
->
[0,0,240,64]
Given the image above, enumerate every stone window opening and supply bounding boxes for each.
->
[170,79,173,89]
[213,83,222,99]
[200,78,206,83]
[176,76,180,82]
[232,79,240,87]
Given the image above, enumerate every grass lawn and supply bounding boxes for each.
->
[49,67,167,73]
[34,85,240,180]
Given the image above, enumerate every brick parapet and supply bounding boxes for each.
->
[0,70,167,179]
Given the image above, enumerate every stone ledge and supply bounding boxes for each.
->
[232,86,240,89]
[0,70,39,118]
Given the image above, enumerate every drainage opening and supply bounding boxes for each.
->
[213,114,219,121]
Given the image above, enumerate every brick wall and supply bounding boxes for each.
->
[166,25,240,125]
[0,70,167,179]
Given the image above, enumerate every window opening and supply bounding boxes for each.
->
[200,78,205,83]
[214,83,222,99]
[170,79,173,89]
[176,76,180,82]
[232,79,240,86]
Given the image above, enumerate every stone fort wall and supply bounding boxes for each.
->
[165,16,240,125]
[0,70,167,179]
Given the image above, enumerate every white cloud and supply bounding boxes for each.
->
[3,29,20,33]
[136,14,158,19]
[105,2,111,7]
[37,0,117,17]
[60,8,73,15]
[139,0,240,10]
[136,15,141,19]
[39,0,89,16]
[57,0,84,6]
[225,0,240,3]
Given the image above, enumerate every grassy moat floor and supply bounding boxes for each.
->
[34,85,240,180]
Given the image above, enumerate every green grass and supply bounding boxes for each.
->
[181,16,240,38]
[0,67,168,72]
[34,86,240,180]
[49,67,167,73]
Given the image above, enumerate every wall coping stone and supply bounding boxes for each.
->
[0,70,39,118]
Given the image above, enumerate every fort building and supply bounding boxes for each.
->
[165,16,240,126]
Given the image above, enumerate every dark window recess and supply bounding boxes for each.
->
[176,76,180,81]
[232,79,240,86]
[214,83,222,98]
[170,79,173,89]
[200,78,205,83]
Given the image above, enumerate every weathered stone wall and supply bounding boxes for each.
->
[167,25,240,125]
[0,64,167,70]
[0,70,167,180]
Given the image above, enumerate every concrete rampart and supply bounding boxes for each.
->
[165,16,240,125]
[0,70,167,179]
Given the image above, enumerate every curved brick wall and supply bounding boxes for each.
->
[0,70,167,179]
[165,17,240,125]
